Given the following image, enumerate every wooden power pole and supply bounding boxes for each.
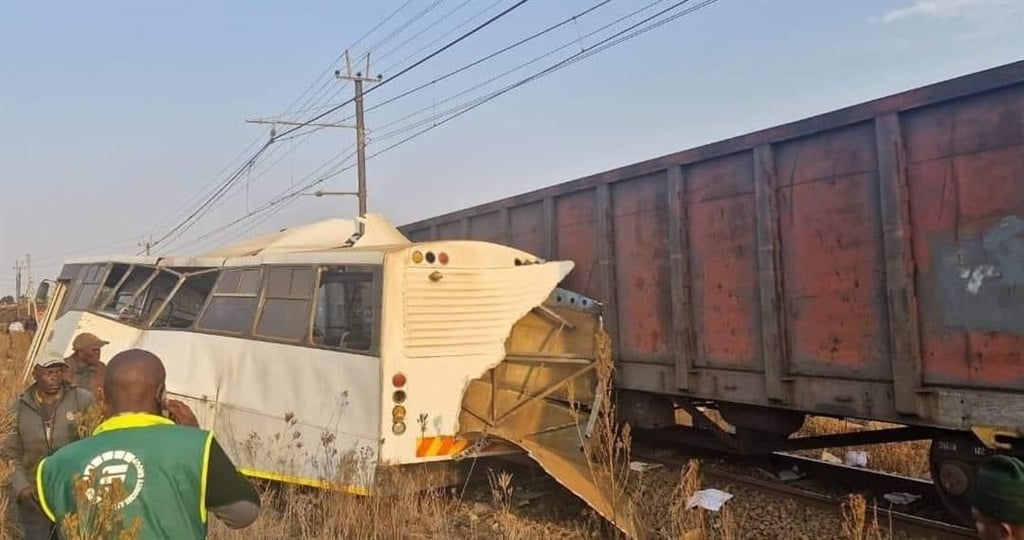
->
[12,261,22,301]
[334,51,381,220]
[247,51,381,233]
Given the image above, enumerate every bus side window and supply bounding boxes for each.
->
[93,264,132,311]
[151,270,219,329]
[313,269,374,353]
[254,266,316,342]
[70,264,110,311]
[196,268,263,335]
[56,264,84,318]
[96,265,151,315]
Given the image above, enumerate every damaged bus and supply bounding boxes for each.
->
[25,214,628,532]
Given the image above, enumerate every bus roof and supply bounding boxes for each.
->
[65,214,414,268]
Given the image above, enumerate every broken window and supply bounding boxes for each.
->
[151,270,219,329]
[255,266,315,342]
[96,266,155,316]
[313,268,376,353]
[132,270,180,324]
[70,264,111,311]
[197,268,263,335]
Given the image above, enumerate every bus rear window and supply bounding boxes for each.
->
[313,269,375,353]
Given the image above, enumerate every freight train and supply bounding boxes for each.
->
[399,60,1024,523]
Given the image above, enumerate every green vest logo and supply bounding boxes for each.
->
[83,450,146,509]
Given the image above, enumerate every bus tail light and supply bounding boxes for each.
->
[438,252,449,265]
[391,374,408,435]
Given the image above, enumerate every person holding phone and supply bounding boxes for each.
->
[34,349,261,539]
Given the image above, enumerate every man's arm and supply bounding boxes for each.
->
[204,437,260,529]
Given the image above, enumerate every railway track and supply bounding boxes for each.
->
[633,441,977,540]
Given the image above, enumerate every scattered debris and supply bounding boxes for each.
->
[777,466,804,482]
[883,492,922,506]
[687,488,734,512]
[820,451,843,465]
[629,461,664,473]
[514,488,548,508]
[845,451,869,468]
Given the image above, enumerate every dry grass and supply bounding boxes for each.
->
[798,417,930,479]
[1,331,32,540]
[0,328,916,539]
[840,494,887,540]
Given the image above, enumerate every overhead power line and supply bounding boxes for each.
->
[150,0,530,254]
[358,0,615,123]
[171,0,717,251]
[370,0,665,138]
[273,0,532,141]
[273,0,416,121]
[372,0,719,157]
[281,0,506,121]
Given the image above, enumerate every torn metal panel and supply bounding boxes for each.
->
[458,298,638,537]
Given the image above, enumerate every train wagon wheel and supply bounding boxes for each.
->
[929,433,990,526]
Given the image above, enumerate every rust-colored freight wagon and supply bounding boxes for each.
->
[400,61,1024,520]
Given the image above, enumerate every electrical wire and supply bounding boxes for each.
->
[372,0,719,157]
[360,0,615,123]
[170,0,715,250]
[272,0,415,121]
[150,0,530,254]
[370,0,663,139]
[273,0,532,141]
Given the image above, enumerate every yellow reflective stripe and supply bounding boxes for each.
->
[238,468,369,496]
[199,431,214,524]
[36,458,56,523]
[426,437,445,456]
[93,413,174,436]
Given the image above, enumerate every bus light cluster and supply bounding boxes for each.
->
[391,372,407,435]
[411,250,449,265]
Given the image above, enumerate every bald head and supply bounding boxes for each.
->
[103,349,167,415]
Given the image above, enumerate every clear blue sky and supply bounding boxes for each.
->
[1,0,1022,296]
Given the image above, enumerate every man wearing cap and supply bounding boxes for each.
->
[64,332,109,398]
[1,355,94,540]
[971,454,1024,540]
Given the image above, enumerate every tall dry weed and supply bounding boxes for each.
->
[60,474,142,540]
[840,494,886,540]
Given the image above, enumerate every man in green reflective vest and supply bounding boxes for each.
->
[35,349,260,539]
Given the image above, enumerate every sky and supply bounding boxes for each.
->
[1,0,1022,296]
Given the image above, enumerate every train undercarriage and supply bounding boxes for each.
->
[617,390,1024,525]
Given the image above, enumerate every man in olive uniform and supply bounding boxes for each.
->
[970,454,1024,540]
[36,349,260,539]
[64,332,109,398]
[1,356,94,540]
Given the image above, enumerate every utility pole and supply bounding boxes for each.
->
[12,261,22,301]
[138,236,152,256]
[335,51,382,229]
[246,51,381,233]
[24,254,32,300]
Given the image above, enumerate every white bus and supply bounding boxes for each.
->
[25,214,603,499]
